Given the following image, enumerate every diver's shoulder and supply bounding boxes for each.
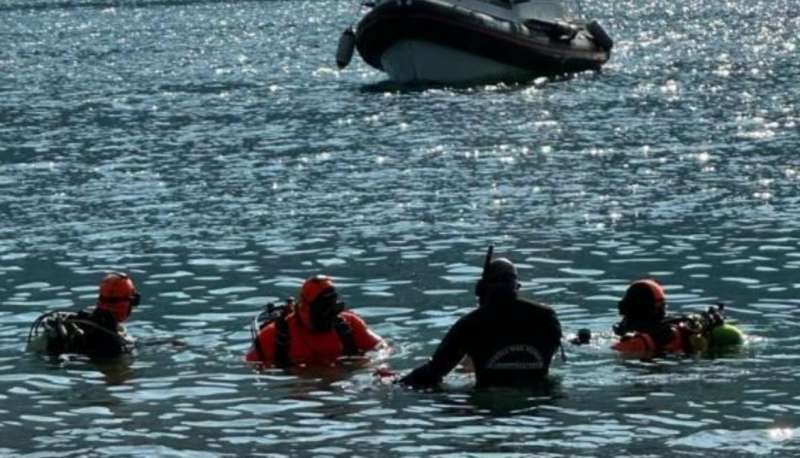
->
[516,297,558,315]
[339,310,368,327]
[454,307,486,327]
[88,308,119,326]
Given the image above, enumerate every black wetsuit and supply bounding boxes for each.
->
[43,309,131,358]
[400,296,562,389]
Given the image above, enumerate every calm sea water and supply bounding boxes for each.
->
[1,0,799,456]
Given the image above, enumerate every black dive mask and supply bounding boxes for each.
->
[612,318,630,336]
[98,291,140,308]
[309,291,345,331]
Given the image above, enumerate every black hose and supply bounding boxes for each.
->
[27,310,131,351]
[27,309,76,344]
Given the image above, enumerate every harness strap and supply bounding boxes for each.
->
[67,318,130,350]
[274,312,291,368]
[333,316,359,357]
[271,314,359,366]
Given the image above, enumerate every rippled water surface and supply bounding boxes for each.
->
[1,0,799,456]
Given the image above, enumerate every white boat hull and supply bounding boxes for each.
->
[380,39,534,84]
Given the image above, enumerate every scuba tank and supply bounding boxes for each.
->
[699,303,744,348]
[709,323,745,347]
[250,298,294,366]
[28,309,131,356]
[250,298,294,340]
[28,310,85,354]
[680,303,744,352]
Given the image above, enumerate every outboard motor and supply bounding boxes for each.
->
[336,27,356,69]
[587,20,613,52]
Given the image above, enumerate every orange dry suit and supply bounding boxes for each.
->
[245,309,384,367]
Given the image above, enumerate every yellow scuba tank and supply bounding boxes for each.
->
[709,323,745,348]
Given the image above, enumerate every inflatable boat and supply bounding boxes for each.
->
[336,0,613,84]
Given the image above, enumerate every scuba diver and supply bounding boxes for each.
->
[612,278,744,357]
[399,247,563,389]
[28,272,140,358]
[245,275,386,367]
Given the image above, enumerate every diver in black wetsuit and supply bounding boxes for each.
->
[399,253,562,389]
[28,272,140,358]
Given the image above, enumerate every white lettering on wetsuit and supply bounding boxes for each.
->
[486,344,544,370]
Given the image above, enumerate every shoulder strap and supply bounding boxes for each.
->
[273,311,291,367]
[334,315,359,356]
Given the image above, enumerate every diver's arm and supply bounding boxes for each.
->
[399,317,469,389]
[343,312,386,351]
[548,307,563,342]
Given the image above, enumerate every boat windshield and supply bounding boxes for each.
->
[482,0,513,9]
[509,0,582,20]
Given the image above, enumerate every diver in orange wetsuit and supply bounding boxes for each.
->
[245,275,385,367]
[612,278,721,357]
[612,278,745,358]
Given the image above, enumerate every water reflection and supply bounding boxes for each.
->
[466,378,566,416]
[72,355,137,386]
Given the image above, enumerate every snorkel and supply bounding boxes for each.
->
[482,244,494,281]
[475,244,494,306]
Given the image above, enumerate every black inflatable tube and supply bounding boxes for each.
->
[587,20,613,52]
[355,0,610,76]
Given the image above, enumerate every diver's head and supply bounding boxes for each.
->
[614,278,666,333]
[475,257,520,306]
[97,272,140,322]
[297,275,344,331]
